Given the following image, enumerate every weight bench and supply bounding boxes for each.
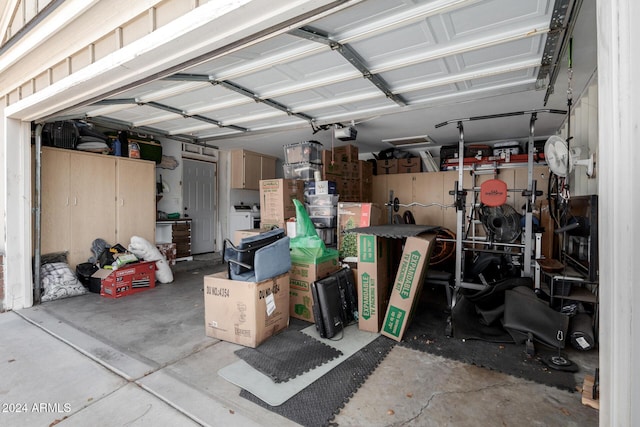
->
[425,269,454,311]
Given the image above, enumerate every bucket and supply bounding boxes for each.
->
[76,263,98,287]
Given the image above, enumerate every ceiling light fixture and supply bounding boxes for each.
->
[382,134,436,147]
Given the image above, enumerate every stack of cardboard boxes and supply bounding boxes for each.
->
[377,157,422,175]
[321,144,373,202]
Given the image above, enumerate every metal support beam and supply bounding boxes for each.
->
[87,116,198,144]
[215,80,315,122]
[94,98,249,133]
[290,26,407,106]
[164,73,315,123]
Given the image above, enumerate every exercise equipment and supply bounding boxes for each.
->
[436,109,567,335]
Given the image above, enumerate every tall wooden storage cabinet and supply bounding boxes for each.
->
[115,157,156,245]
[41,147,155,269]
[230,149,277,190]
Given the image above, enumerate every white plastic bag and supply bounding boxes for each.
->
[128,236,174,284]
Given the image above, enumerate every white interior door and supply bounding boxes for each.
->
[183,159,216,254]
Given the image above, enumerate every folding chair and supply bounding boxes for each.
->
[223,228,291,282]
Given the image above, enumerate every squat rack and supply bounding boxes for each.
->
[435,109,566,298]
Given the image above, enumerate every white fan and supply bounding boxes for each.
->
[544,135,594,177]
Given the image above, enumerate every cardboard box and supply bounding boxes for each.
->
[234,229,262,245]
[97,261,156,299]
[377,159,398,174]
[204,272,290,348]
[260,220,286,233]
[332,144,359,162]
[397,157,422,173]
[289,251,340,322]
[259,179,304,222]
[357,234,391,332]
[338,203,382,260]
[381,234,436,341]
[321,155,343,181]
[314,180,331,195]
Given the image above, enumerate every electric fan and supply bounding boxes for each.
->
[480,204,522,243]
[544,135,595,177]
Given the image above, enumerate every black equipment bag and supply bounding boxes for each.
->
[311,267,358,338]
[43,121,79,149]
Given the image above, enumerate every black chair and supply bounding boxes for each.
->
[223,228,291,282]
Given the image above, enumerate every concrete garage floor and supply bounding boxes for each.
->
[2,255,599,426]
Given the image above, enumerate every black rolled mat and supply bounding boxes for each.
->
[240,335,395,427]
[235,328,343,383]
[398,294,577,391]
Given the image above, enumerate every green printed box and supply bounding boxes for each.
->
[382,306,407,337]
[381,234,436,342]
[357,234,391,332]
[289,251,340,322]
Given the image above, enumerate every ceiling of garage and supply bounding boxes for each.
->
[56,0,595,159]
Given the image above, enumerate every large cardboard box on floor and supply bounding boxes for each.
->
[259,179,305,223]
[381,234,436,341]
[289,251,340,322]
[203,272,290,348]
[357,234,392,332]
[338,203,382,260]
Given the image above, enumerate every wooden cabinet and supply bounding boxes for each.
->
[115,157,156,244]
[156,219,192,261]
[231,149,277,190]
[41,147,155,269]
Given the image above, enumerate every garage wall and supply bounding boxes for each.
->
[1,0,209,102]
[559,76,599,196]
[0,98,5,311]
[373,166,549,232]
[2,0,55,44]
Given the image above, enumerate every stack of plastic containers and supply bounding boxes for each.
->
[306,194,339,246]
[282,141,323,180]
[282,141,339,246]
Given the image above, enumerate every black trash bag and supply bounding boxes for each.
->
[503,286,570,349]
[461,277,532,326]
[467,252,520,284]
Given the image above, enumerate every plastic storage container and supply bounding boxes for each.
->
[492,141,521,157]
[306,194,340,206]
[283,162,323,180]
[309,215,336,228]
[306,205,337,217]
[284,141,323,164]
[306,180,337,195]
[315,227,336,246]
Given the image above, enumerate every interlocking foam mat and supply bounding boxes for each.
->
[240,335,395,427]
[218,324,381,407]
[234,328,343,383]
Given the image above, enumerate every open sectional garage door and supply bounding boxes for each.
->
[50,0,581,153]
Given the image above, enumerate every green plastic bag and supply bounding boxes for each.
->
[289,199,338,261]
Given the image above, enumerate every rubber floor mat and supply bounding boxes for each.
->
[399,299,578,391]
[218,324,380,406]
[235,329,342,383]
[240,335,395,427]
